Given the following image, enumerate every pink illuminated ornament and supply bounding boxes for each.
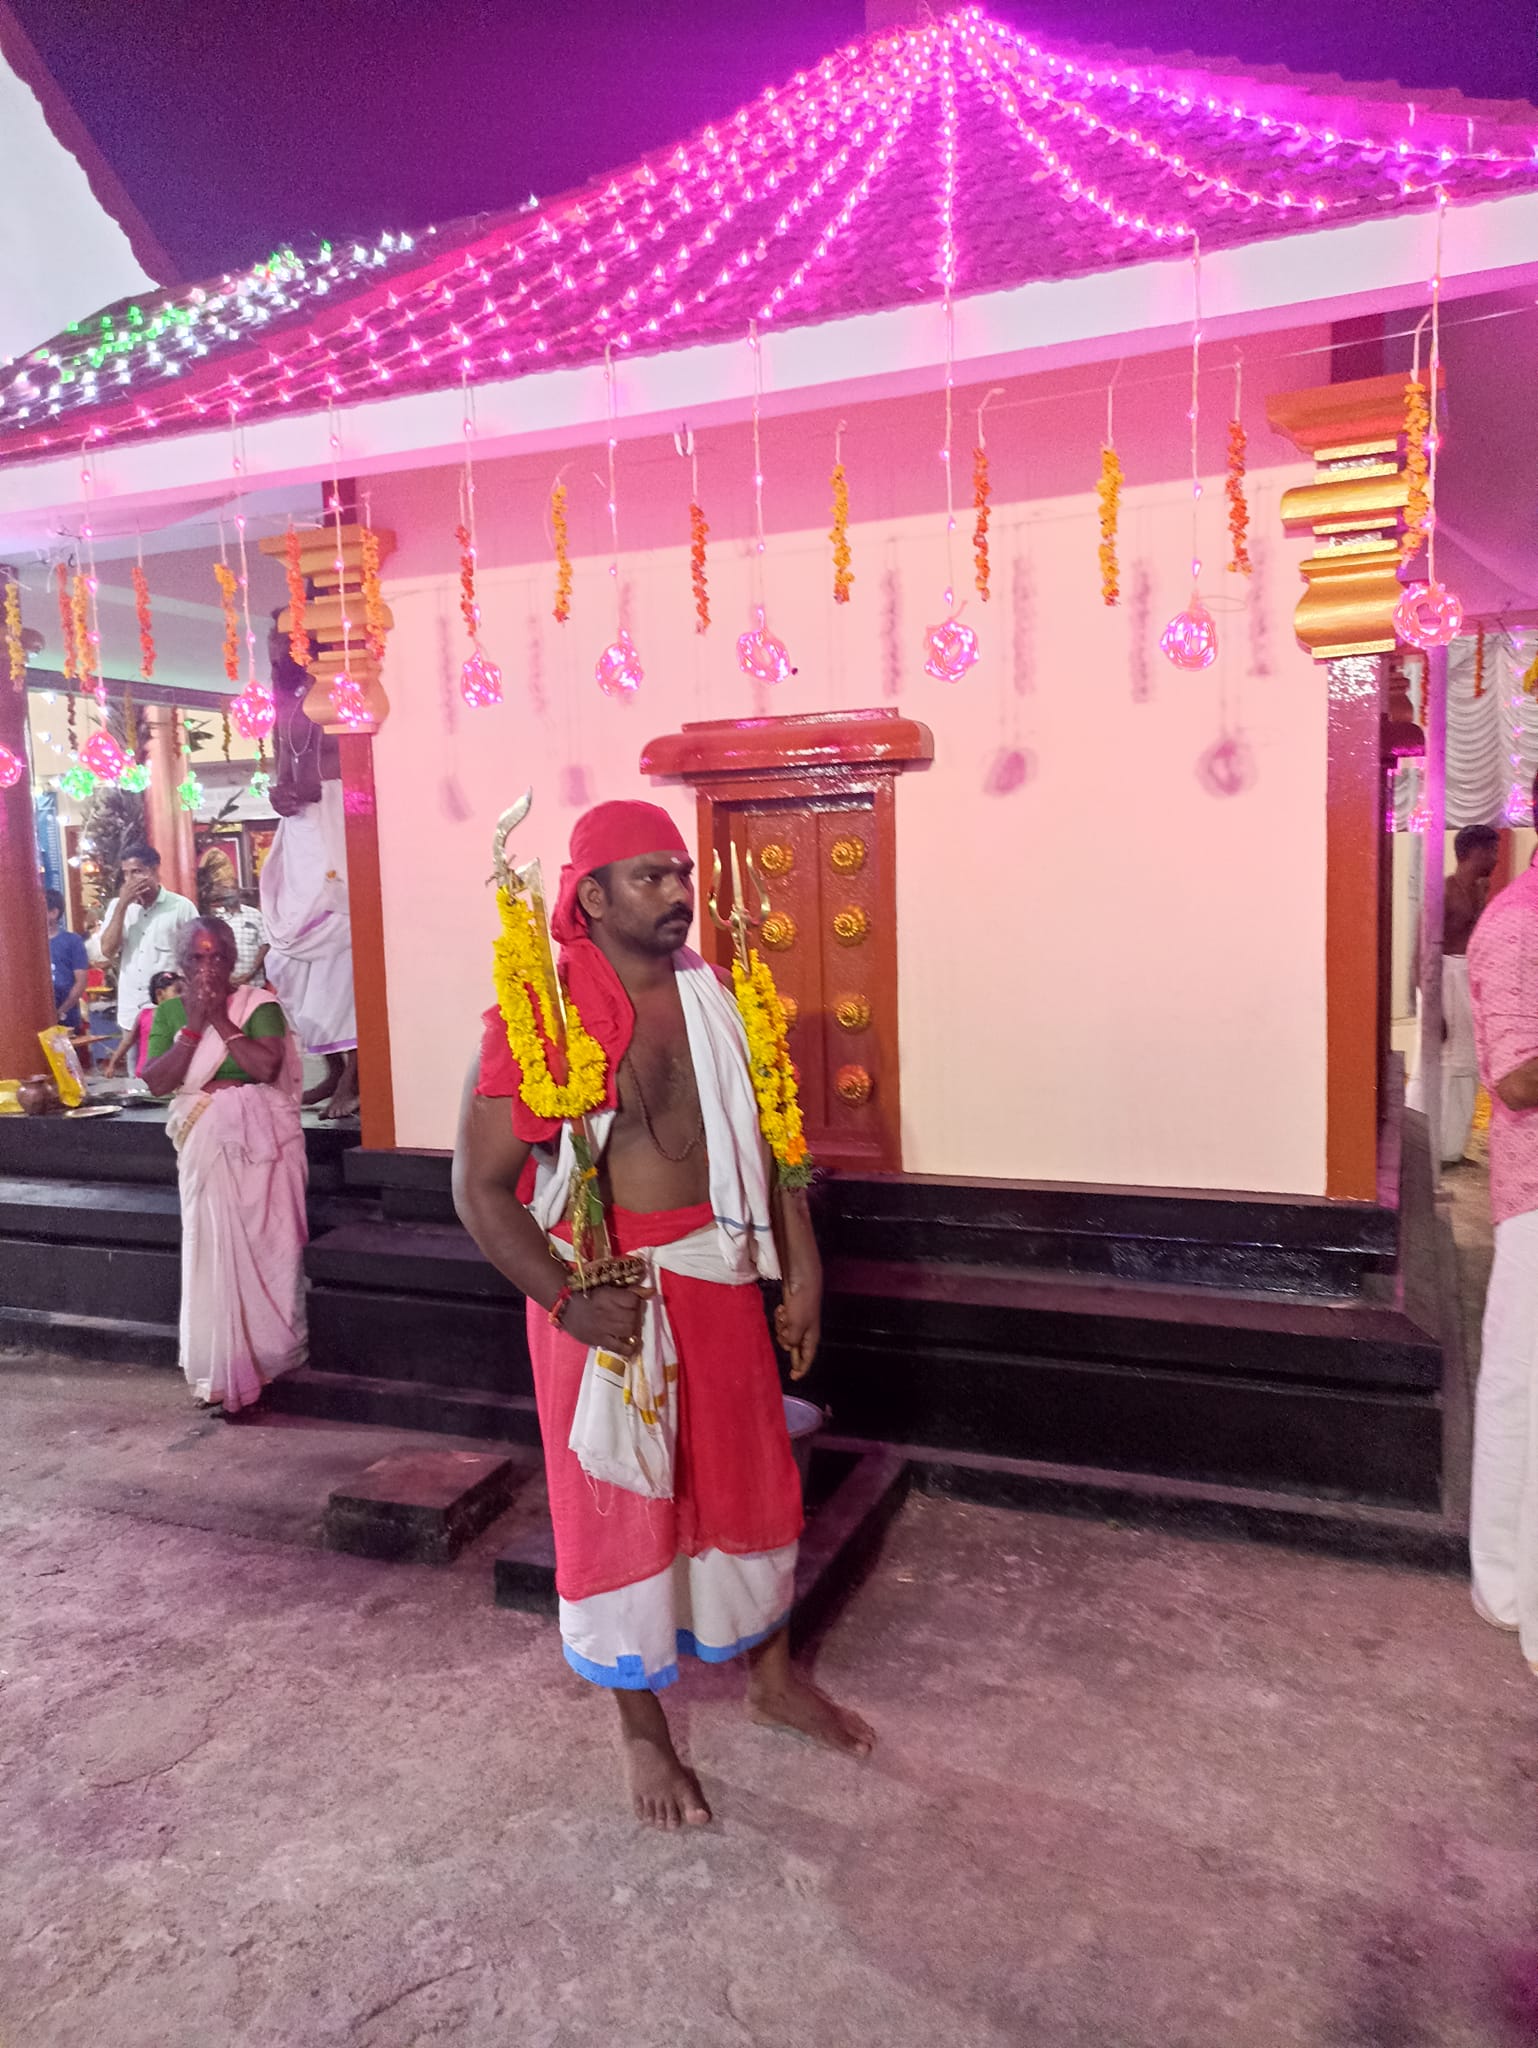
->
[1160,596,1219,671]
[230,686,276,740]
[329,671,372,730]
[0,743,23,790]
[461,647,504,709]
[81,730,128,781]
[736,607,794,685]
[1394,581,1462,651]
[923,614,979,684]
[595,630,644,701]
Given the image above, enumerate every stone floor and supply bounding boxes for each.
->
[4,1353,1538,2048]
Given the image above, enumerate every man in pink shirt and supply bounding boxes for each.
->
[1466,797,1538,1673]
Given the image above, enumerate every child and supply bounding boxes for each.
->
[104,970,185,1081]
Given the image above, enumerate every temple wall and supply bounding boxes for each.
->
[367,330,1328,1193]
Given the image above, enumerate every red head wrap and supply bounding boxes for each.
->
[478,799,691,1144]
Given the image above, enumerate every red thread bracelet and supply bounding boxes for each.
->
[547,1285,574,1329]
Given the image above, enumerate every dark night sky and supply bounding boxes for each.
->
[11,0,1538,280]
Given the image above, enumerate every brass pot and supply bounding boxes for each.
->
[18,1075,62,1116]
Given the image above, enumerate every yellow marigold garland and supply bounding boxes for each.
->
[1524,641,1538,697]
[5,578,24,690]
[830,462,853,605]
[731,949,812,1187]
[132,563,155,681]
[1097,445,1123,606]
[360,526,387,665]
[284,526,311,669]
[71,571,92,692]
[1226,419,1251,575]
[1473,622,1486,700]
[972,443,992,601]
[1403,378,1431,557]
[213,561,239,683]
[551,481,572,624]
[491,890,607,1121]
[55,563,78,684]
[689,501,710,632]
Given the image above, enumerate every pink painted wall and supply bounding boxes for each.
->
[367,326,1329,1192]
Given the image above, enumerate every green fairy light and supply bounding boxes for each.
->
[118,762,151,793]
[176,772,204,812]
[59,765,97,801]
[247,770,271,802]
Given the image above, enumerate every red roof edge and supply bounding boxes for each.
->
[0,0,178,288]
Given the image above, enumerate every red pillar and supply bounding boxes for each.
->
[143,704,196,903]
[0,623,53,1081]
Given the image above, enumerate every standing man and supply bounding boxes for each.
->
[454,800,872,1830]
[1467,784,1538,1669]
[92,843,197,1055]
[259,623,358,1118]
[214,884,269,988]
[1411,822,1501,1165]
[45,889,89,1032]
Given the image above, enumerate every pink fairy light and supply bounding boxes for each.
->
[81,730,128,780]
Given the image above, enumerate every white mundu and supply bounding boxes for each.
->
[259,780,357,1057]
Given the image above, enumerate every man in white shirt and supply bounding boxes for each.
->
[93,842,198,1030]
[213,885,269,986]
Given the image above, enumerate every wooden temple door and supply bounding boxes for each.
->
[640,709,933,1172]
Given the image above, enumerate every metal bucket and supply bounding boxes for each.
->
[783,1394,824,1488]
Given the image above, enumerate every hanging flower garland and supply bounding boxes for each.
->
[132,562,155,681]
[5,578,24,690]
[830,420,852,606]
[1403,378,1431,557]
[1523,640,1538,698]
[213,559,240,683]
[71,572,91,694]
[1097,446,1123,606]
[972,446,991,601]
[491,890,607,1120]
[690,499,710,630]
[1225,357,1251,577]
[360,525,387,665]
[1473,623,1487,700]
[283,524,311,668]
[551,480,572,625]
[55,563,78,684]
[731,949,812,1187]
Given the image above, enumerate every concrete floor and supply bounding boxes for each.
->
[5,1353,1538,2048]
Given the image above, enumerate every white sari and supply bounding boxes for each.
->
[165,985,308,1411]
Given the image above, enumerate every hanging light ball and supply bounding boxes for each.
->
[595,630,644,701]
[923,615,979,684]
[460,647,504,709]
[0,743,23,790]
[736,607,794,685]
[82,730,129,782]
[329,672,372,730]
[230,685,276,740]
[176,772,204,813]
[1394,581,1463,651]
[59,764,97,802]
[1160,597,1219,671]
[117,761,151,793]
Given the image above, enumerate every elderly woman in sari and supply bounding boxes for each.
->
[139,917,308,1416]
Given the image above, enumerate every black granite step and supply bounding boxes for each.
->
[264,1365,543,1447]
[0,1234,180,1324]
[0,1178,183,1247]
[340,1147,1398,1297]
[823,1257,1441,1390]
[0,1304,179,1367]
[0,1106,358,1192]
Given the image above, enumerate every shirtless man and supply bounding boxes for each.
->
[455,800,873,1828]
[259,623,360,1119]
[1411,822,1501,1164]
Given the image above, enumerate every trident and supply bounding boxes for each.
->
[708,840,771,975]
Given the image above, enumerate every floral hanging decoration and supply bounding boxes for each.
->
[492,890,607,1122]
[55,564,78,684]
[1097,445,1123,606]
[972,443,992,602]
[1473,622,1486,700]
[132,563,155,681]
[830,453,852,606]
[213,560,240,683]
[690,501,710,632]
[283,526,311,669]
[731,950,811,1187]
[360,526,387,666]
[5,578,24,689]
[1226,420,1251,575]
[551,480,572,625]
[1403,378,1431,557]
[71,572,92,693]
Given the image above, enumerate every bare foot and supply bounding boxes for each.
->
[747,1669,875,1757]
[320,1051,360,1121]
[616,1692,712,1831]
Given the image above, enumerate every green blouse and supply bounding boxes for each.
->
[146,995,286,1084]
